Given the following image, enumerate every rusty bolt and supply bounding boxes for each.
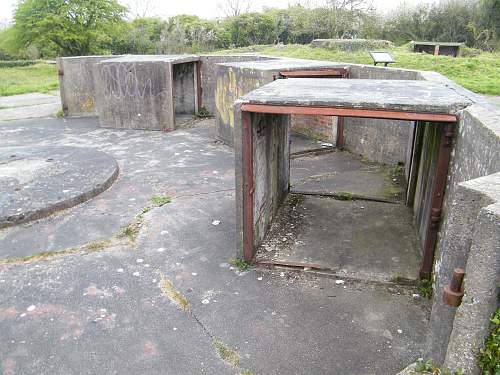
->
[443,268,465,307]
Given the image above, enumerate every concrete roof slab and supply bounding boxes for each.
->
[219,58,347,71]
[241,78,472,114]
[100,54,199,64]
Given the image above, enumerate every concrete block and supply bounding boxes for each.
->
[93,55,199,131]
[58,56,119,117]
[199,54,277,115]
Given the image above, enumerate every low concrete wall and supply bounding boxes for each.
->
[443,174,499,374]
[58,56,119,117]
[199,54,277,115]
[94,56,175,131]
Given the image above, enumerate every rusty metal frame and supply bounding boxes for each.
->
[195,60,203,111]
[279,68,349,78]
[419,122,455,279]
[240,104,457,123]
[241,104,457,277]
[242,111,255,263]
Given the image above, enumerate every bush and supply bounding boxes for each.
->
[478,307,500,374]
[0,60,38,68]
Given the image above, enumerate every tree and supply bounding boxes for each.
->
[217,0,251,18]
[13,0,127,56]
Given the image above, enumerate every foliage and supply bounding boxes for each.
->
[0,60,37,68]
[229,258,250,272]
[151,195,172,207]
[0,63,59,96]
[419,278,433,299]
[414,358,463,374]
[219,44,500,95]
[13,0,127,57]
[478,307,500,374]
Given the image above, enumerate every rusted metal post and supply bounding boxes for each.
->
[242,111,255,263]
[196,60,203,111]
[443,268,465,307]
[419,122,455,279]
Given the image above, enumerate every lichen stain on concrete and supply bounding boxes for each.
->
[2,358,15,375]
[142,340,158,357]
[159,273,190,312]
[81,96,94,112]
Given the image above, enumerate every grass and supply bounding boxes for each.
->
[159,273,190,311]
[0,62,59,96]
[218,44,500,95]
[151,195,172,207]
[212,338,240,367]
[229,258,250,272]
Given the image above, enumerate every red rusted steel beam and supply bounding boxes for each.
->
[419,122,455,279]
[336,116,345,148]
[240,104,457,123]
[241,111,255,263]
[196,60,203,110]
[279,68,349,78]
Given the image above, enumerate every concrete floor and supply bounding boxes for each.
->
[0,115,428,374]
[291,150,404,202]
[257,195,421,282]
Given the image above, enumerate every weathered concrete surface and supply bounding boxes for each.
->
[0,116,429,374]
[94,55,199,131]
[0,92,61,121]
[257,195,421,282]
[0,146,118,229]
[290,133,333,154]
[427,104,500,363]
[58,56,119,117]
[240,78,472,114]
[291,150,404,202]
[0,117,232,259]
[443,173,500,374]
[199,54,277,115]
[215,58,347,145]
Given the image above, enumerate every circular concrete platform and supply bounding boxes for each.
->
[0,146,119,229]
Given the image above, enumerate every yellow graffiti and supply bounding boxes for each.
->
[215,68,239,128]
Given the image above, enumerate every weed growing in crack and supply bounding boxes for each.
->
[159,273,190,311]
[213,338,240,367]
[151,195,172,207]
[419,278,433,299]
[229,258,250,272]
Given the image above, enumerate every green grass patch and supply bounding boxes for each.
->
[213,338,240,367]
[478,307,500,374]
[218,44,500,95]
[229,258,250,272]
[151,195,172,207]
[0,62,59,96]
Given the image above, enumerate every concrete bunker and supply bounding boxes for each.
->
[93,55,201,131]
[214,59,351,146]
[234,78,471,282]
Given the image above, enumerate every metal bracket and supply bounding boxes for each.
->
[443,268,465,307]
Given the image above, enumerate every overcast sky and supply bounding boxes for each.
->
[0,0,437,26]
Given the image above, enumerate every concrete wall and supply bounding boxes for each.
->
[94,58,174,131]
[233,104,290,258]
[341,64,420,166]
[215,64,275,145]
[214,59,348,145]
[58,56,118,117]
[199,54,276,115]
[290,115,337,143]
[426,103,500,366]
